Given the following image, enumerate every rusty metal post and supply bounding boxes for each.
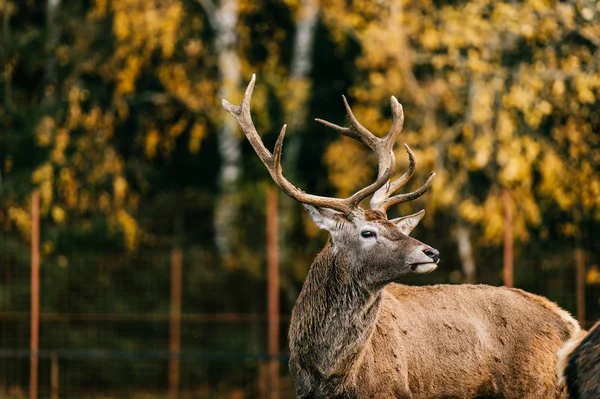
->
[169,246,182,398]
[502,188,514,288]
[573,196,586,327]
[575,248,586,326]
[266,188,280,399]
[50,352,59,399]
[30,190,40,399]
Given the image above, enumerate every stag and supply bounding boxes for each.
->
[223,75,581,399]
[557,321,600,399]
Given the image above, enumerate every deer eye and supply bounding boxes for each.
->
[360,230,376,238]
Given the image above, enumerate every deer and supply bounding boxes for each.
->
[557,321,600,399]
[223,74,581,398]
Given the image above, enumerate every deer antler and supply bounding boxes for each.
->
[222,74,393,216]
[222,74,433,216]
[369,143,436,213]
[316,95,435,213]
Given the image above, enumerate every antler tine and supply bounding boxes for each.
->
[369,98,435,212]
[315,95,407,208]
[369,96,405,185]
[223,74,368,215]
[222,74,273,167]
[389,144,417,192]
[370,144,415,209]
[380,171,436,210]
[370,144,436,211]
[315,95,378,152]
[383,96,405,152]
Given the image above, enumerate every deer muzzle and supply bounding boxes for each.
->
[409,247,440,274]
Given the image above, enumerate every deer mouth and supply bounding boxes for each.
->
[409,262,438,274]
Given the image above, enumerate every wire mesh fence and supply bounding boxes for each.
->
[1,197,600,398]
[0,314,295,398]
[0,238,297,398]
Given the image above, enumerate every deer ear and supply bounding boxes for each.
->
[390,209,425,235]
[304,205,344,232]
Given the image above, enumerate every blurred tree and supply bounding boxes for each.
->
[279,0,320,302]
[320,0,600,283]
[199,0,243,262]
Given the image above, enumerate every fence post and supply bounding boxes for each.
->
[266,188,280,399]
[572,195,586,327]
[51,352,59,399]
[30,190,40,399]
[169,246,182,398]
[502,188,514,288]
[575,248,585,327]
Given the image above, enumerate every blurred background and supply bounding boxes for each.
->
[1,0,600,397]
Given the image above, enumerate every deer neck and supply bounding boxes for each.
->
[289,241,382,379]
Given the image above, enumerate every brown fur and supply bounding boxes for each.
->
[557,321,600,399]
[289,233,580,398]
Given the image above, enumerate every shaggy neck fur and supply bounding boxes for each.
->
[288,241,382,392]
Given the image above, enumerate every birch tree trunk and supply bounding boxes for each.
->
[202,0,241,261]
[44,0,61,104]
[281,0,319,305]
[282,0,319,177]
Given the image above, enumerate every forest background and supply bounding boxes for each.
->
[1,0,600,397]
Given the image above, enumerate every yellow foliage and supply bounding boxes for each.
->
[562,222,577,236]
[574,75,597,104]
[35,117,55,147]
[32,163,54,215]
[587,265,600,285]
[51,129,70,165]
[168,116,189,139]
[116,209,139,251]
[79,190,91,213]
[459,199,484,223]
[66,86,84,130]
[88,0,108,19]
[498,151,528,186]
[184,39,203,57]
[428,170,457,209]
[496,111,514,141]
[98,192,111,211]
[539,150,573,210]
[58,168,79,209]
[470,135,491,170]
[189,122,206,154]
[22,0,202,252]
[481,195,503,244]
[324,139,373,197]
[145,127,160,160]
[320,0,600,247]
[113,176,128,205]
[52,206,66,224]
[32,163,53,184]
[111,0,184,98]
[421,25,439,50]
[8,206,31,237]
[82,106,102,130]
[116,56,141,95]
[157,65,215,112]
[42,241,54,256]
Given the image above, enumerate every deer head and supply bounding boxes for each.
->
[222,74,438,290]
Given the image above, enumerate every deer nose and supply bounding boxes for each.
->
[423,248,440,262]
